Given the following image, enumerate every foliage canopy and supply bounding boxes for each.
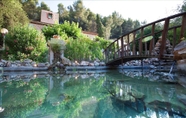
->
[0,0,29,29]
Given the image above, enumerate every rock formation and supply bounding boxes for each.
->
[173,40,186,60]
[151,37,173,56]
[173,38,186,88]
[61,57,71,66]
[173,39,186,72]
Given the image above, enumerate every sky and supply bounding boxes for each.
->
[38,0,184,23]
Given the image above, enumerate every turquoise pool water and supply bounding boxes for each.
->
[0,69,185,118]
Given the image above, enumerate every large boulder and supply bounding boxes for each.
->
[61,57,71,66]
[173,40,186,60]
[173,40,186,72]
[80,61,89,66]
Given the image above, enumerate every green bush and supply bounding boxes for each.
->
[65,36,92,61]
[65,36,111,61]
[3,25,48,62]
[42,21,81,41]
[42,21,111,61]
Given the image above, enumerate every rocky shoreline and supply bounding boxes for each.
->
[0,57,176,72]
[0,36,181,72]
[66,58,176,73]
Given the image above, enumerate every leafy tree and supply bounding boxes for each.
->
[67,0,88,30]
[42,21,81,41]
[111,11,124,28]
[39,1,50,11]
[96,14,104,37]
[122,18,134,35]
[20,0,50,21]
[19,0,39,20]
[133,20,141,29]
[110,11,124,39]
[178,0,186,12]
[56,0,142,40]
[4,25,48,62]
[86,9,97,32]
[102,16,113,39]
[0,0,29,29]
[58,0,97,33]
[58,3,70,23]
[110,25,123,39]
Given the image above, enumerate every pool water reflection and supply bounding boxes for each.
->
[0,70,185,118]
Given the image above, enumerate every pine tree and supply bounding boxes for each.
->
[96,14,104,37]
[0,0,29,29]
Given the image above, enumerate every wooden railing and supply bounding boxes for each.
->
[104,12,186,65]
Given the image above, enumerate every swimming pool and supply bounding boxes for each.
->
[0,70,185,118]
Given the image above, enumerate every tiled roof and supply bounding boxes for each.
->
[30,21,98,37]
[29,20,52,31]
[82,31,98,36]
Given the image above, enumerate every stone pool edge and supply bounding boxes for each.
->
[1,65,154,72]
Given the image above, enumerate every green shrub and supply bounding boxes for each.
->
[42,21,81,41]
[3,25,48,62]
[65,36,111,61]
[42,21,111,61]
[65,36,92,61]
